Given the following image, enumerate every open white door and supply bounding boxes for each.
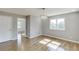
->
[0,15,13,42]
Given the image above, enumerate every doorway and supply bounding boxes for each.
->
[17,17,26,50]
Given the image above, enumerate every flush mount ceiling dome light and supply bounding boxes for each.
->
[41,8,48,19]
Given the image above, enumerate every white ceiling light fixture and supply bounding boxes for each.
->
[41,8,48,19]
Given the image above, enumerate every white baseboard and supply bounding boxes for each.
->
[25,34,42,39]
[29,34,42,39]
[0,39,16,43]
[43,34,79,44]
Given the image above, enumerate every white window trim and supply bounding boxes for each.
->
[49,18,65,31]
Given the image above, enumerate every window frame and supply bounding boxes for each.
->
[49,18,65,31]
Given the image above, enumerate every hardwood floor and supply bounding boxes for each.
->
[0,40,17,51]
[20,35,79,51]
[0,35,79,51]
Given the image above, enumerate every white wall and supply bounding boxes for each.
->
[30,16,41,38]
[42,12,79,42]
[0,11,25,42]
[26,15,42,38]
[12,17,17,40]
[0,15,16,42]
[0,11,41,42]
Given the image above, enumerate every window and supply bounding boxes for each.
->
[50,19,56,30]
[50,18,65,30]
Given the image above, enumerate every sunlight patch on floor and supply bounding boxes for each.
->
[38,38,64,50]
[47,43,59,49]
[51,41,61,46]
[43,39,51,42]
[39,40,48,45]
[47,41,61,49]
[39,39,51,45]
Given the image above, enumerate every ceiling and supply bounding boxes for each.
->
[0,8,78,16]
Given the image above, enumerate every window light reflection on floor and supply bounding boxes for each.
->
[39,40,48,45]
[39,39,51,45]
[39,39,61,49]
[47,41,61,49]
[43,39,51,42]
[51,41,61,46]
[47,43,60,49]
